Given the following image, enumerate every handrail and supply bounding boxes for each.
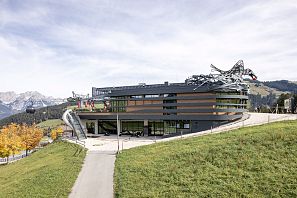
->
[62,109,87,140]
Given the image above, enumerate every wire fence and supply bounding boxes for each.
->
[209,114,297,135]
[0,153,31,164]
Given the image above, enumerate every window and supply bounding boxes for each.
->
[176,121,190,129]
[95,89,111,96]
[122,121,144,132]
[163,106,177,109]
[130,95,143,98]
[164,93,176,97]
[148,121,164,136]
[163,100,177,104]
[164,121,176,134]
[145,94,159,98]
[110,98,127,112]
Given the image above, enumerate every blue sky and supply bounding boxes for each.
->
[0,0,296,97]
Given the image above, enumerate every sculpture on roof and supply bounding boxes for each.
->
[186,60,257,92]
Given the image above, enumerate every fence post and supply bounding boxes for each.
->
[181,130,183,139]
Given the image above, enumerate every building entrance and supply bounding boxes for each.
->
[86,122,95,134]
[148,121,164,136]
[98,121,117,134]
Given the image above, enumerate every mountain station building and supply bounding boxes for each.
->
[64,60,257,138]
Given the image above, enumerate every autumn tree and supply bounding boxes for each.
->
[0,124,23,162]
[19,124,43,156]
[0,123,43,163]
[0,133,9,161]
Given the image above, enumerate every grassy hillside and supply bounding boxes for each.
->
[115,120,297,197]
[246,79,297,96]
[0,141,86,198]
[37,119,64,129]
[249,82,287,96]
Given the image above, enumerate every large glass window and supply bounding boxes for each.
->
[148,121,164,136]
[163,99,177,103]
[164,121,176,134]
[145,94,159,98]
[86,122,95,134]
[163,106,177,109]
[130,95,143,98]
[163,100,177,115]
[110,97,127,112]
[122,121,144,133]
[98,121,117,134]
[176,120,190,129]
[216,98,241,104]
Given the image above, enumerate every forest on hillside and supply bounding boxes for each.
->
[0,103,68,127]
[262,80,297,93]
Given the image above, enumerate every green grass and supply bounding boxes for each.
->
[37,119,64,129]
[67,104,103,110]
[67,105,77,110]
[0,141,86,198]
[115,120,297,197]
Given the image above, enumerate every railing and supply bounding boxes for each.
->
[75,139,86,147]
[0,153,30,164]
[62,136,86,148]
[66,111,87,140]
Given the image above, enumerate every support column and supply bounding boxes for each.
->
[143,120,148,136]
[94,120,99,134]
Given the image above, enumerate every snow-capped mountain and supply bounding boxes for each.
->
[0,91,65,119]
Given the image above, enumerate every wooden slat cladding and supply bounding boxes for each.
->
[177,99,216,103]
[127,100,136,106]
[144,100,152,104]
[135,100,143,105]
[127,99,162,106]
[152,100,162,104]
[126,106,162,112]
[177,106,215,109]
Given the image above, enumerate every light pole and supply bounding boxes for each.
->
[117,113,120,153]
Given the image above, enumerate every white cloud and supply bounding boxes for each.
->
[0,0,296,97]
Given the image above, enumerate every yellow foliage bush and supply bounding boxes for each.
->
[51,127,64,141]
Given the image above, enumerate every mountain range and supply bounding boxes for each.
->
[0,91,65,120]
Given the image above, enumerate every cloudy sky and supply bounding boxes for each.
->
[0,0,296,97]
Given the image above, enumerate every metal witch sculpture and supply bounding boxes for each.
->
[186,60,257,92]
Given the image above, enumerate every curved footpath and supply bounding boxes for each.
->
[69,113,297,198]
[69,150,115,198]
